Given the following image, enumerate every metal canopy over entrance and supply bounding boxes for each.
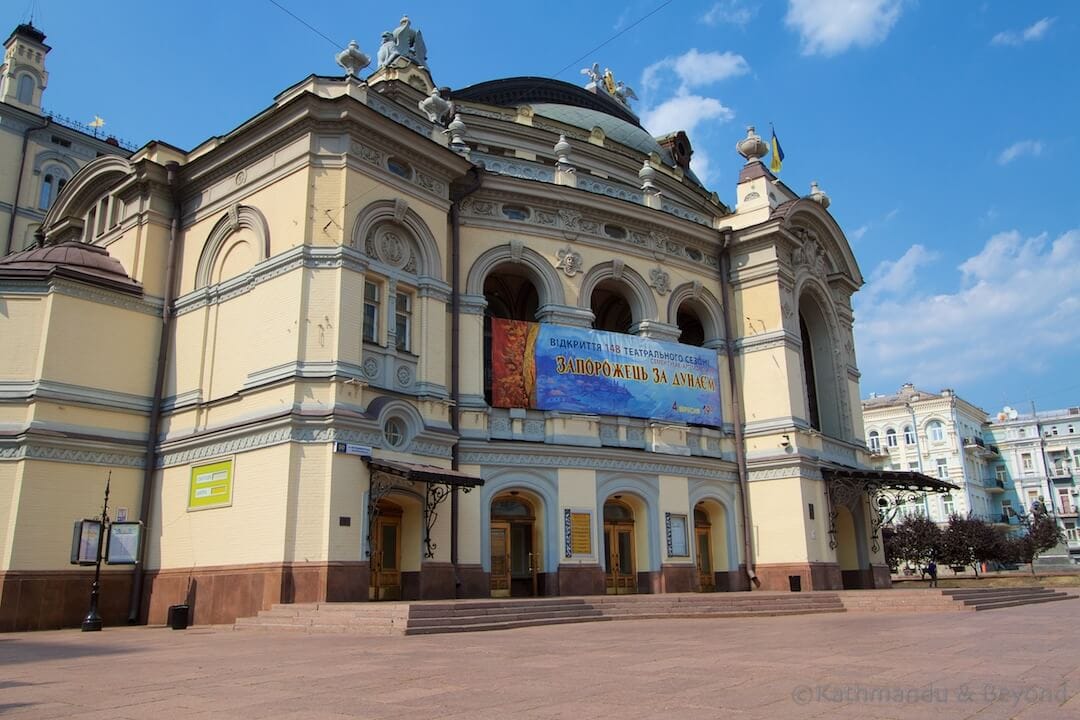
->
[364,458,484,560]
[822,465,958,554]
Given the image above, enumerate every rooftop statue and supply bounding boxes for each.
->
[335,40,371,78]
[377,15,428,69]
[580,63,636,109]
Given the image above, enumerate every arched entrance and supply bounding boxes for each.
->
[489,493,539,597]
[694,505,714,591]
[834,505,862,589]
[603,498,637,594]
[370,499,403,600]
[694,500,732,592]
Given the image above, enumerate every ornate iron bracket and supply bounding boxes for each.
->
[366,471,412,558]
[825,475,866,550]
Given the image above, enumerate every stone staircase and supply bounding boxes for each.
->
[941,586,1077,611]
[234,592,845,635]
[839,586,1077,613]
[233,587,1077,635]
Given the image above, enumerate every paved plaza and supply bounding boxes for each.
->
[4,599,1080,719]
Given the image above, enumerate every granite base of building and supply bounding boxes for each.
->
[754,562,843,591]
[0,569,133,632]
[143,561,369,626]
[714,566,752,592]
[557,564,606,596]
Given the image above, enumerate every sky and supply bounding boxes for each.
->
[7,0,1078,417]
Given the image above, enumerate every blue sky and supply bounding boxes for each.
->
[9,1,1078,417]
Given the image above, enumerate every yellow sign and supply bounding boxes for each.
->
[570,512,592,555]
[189,458,233,510]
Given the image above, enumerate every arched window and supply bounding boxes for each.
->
[676,305,705,347]
[903,425,915,445]
[927,420,945,443]
[799,313,820,431]
[868,431,880,452]
[885,428,897,448]
[484,268,540,406]
[16,74,34,104]
[591,281,634,334]
[38,174,54,209]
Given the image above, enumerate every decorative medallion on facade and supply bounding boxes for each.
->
[649,266,670,295]
[555,246,583,277]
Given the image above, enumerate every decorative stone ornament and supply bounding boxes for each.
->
[736,125,769,164]
[335,40,371,77]
[378,16,428,69]
[649,267,670,295]
[554,135,573,170]
[556,246,583,277]
[639,160,658,194]
[808,180,831,209]
[445,113,468,152]
[418,87,452,124]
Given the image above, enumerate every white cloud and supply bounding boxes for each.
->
[702,0,756,27]
[992,17,1055,46]
[862,244,937,301]
[997,139,1044,165]
[642,49,749,95]
[640,95,734,136]
[855,229,1080,388]
[690,147,713,184]
[785,0,904,56]
[849,224,870,242]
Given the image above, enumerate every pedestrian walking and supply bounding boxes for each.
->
[927,560,938,588]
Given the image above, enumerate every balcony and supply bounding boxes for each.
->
[985,477,1006,494]
[1049,467,1073,481]
[963,436,999,458]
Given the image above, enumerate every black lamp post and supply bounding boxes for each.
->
[81,472,111,632]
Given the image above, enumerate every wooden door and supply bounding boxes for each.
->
[604,522,636,594]
[696,527,715,592]
[490,521,511,597]
[370,514,402,600]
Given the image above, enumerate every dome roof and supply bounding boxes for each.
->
[0,242,141,294]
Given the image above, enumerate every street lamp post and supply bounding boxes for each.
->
[81,472,111,632]
[905,394,929,517]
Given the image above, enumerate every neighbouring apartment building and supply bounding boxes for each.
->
[0,18,953,631]
[863,385,1080,564]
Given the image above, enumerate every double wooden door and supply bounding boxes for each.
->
[696,526,715,592]
[490,521,538,597]
[604,522,636,594]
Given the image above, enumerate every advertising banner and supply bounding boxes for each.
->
[491,319,722,427]
[189,458,234,510]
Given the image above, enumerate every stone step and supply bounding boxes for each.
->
[408,608,605,628]
[408,602,594,619]
[968,594,1078,611]
[405,615,612,635]
[605,607,848,620]
[944,588,1056,600]
[414,598,591,612]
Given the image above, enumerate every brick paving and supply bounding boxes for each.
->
[3,599,1080,719]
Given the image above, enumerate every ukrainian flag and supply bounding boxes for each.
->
[769,126,784,174]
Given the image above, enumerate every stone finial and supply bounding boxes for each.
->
[335,40,371,78]
[807,180,831,209]
[554,135,572,165]
[419,87,452,124]
[445,113,468,155]
[736,125,769,165]
[639,160,658,194]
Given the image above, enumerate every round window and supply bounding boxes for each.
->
[383,417,407,448]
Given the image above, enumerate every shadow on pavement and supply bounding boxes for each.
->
[0,639,136,666]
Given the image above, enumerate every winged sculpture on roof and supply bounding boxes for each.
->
[377,15,428,68]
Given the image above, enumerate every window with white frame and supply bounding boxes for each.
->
[903,425,915,445]
[942,494,955,516]
[927,420,945,443]
[394,291,412,352]
[885,428,897,448]
[935,458,948,479]
[1021,453,1033,472]
[995,465,1007,483]
[908,462,919,470]
[363,281,380,344]
[868,431,880,452]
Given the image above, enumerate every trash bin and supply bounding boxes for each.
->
[167,604,190,630]
[788,575,802,592]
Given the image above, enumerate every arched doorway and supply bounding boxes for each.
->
[370,499,403,600]
[834,505,861,589]
[694,505,714,591]
[603,498,637,594]
[490,493,539,597]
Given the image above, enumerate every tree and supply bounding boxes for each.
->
[938,514,1011,577]
[884,514,941,572]
[1010,502,1067,573]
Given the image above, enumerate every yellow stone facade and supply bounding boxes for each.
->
[0,50,885,630]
